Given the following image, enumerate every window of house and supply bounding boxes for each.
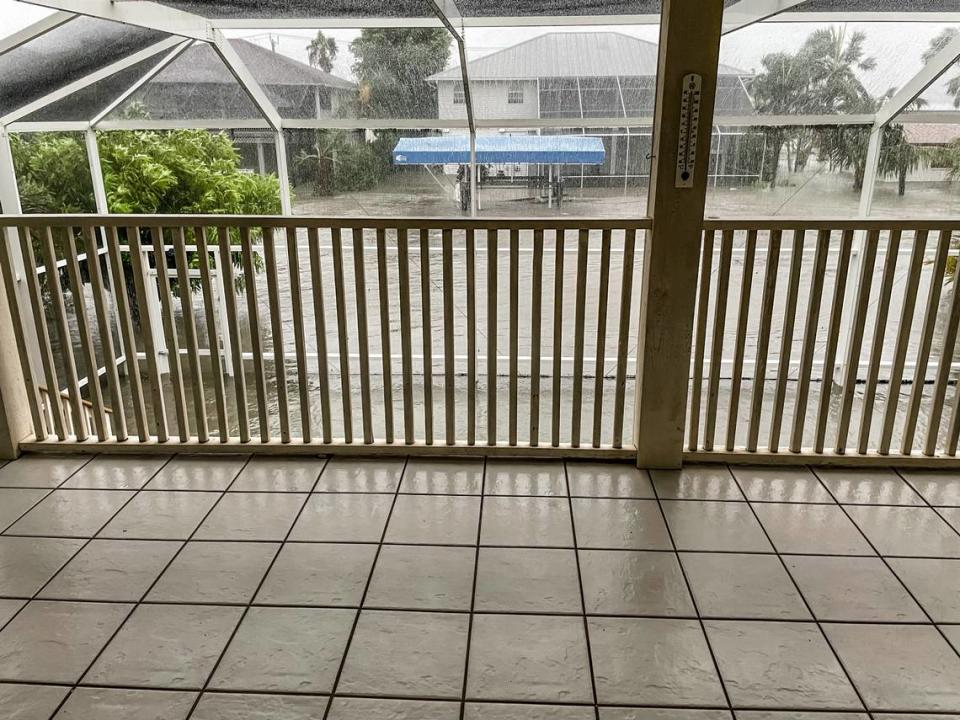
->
[453,82,465,105]
[507,82,524,104]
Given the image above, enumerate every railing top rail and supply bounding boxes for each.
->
[1,214,653,232]
[703,217,960,231]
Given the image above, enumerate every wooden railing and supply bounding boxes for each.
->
[1,215,648,457]
[688,219,960,463]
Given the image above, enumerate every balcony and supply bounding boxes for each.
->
[2,453,960,718]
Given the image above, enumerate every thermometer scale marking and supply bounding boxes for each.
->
[675,73,702,189]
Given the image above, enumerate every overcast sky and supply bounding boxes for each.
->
[3,0,958,110]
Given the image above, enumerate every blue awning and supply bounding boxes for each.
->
[392,135,606,165]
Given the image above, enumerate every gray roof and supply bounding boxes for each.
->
[429,32,749,82]
[154,39,354,90]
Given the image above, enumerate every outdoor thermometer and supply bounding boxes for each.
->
[675,73,702,188]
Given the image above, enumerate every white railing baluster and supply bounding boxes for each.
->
[442,228,456,446]
[286,227,311,443]
[487,228,498,446]
[419,228,435,446]
[612,228,637,450]
[263,225,290,443]
[242,227,269,443]
[151,226,189,442]
[705,229,733,451]
[768,227,804,453]
[330,225,353,443]
[925,228,960,457]
[218,226,250,443]
[688,230,715,451]
[551,227,565,448]
[508,227,519,446]
[571,228,589,448]
[814,228,853,454]
[530,228,544,447]
[195,226,228,443]
[63,227,108,441]
[747,228,781,453]
[902,230,949,455]
[351,227,373,444]
[376,227,394,444]
[466,228,477,446]
[592,228,612,449]
[858,228,902,455]
[307,227,333,444]
[174,227,207,443]
[398,229,414,444]
[790,228,829,454]
[726,229,757,451]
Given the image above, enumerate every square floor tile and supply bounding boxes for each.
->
[579,549,694,616]
[229,456,326,492]
[887,558,960,622]
[255,542,376,606]
[824,624,960,712]
[6,490,134,537]
[468,614,592,703]
[54,687,197,720]
[651,464,743,500]
[290,493,393,542]
[481,497,573,547]
[0,536,85,596]
[386,495,481,545]
[0,489,51,530]
[0,600,24,628]
[600,712,732,720]
[484,461,567,496]
[0,455,91,488]
[39,540,180,602]
[706,620,861,710]
[681,553,809,620]
[572,498,672,550]
[736,714,866,720]
[731,466,833,503]
[194,493,306,541]
[567,462,655,498]
[944,624,960,654]
[899,470,960,506]
[0,683,71,720]
[145,456,248,491]
[401,459,483,495]
[315,457,404,493]
[98,491,220,540]
[589,617,725,705]
[338,609,469,699]
[0,600,130,683]
[466,704,593,719]
[147,541,278,603]
[844,506,960,557]
[59,456,170,489]
[940,507,960,533]
[752,503,873,555]
[661,501,772,552]
[210,607,354,693]
[330,697,460,719]
[817,468,924,506]
[366,545,475,610]
[192,692,329,720]
[474,547,580,613]
[785,556,925,622]
[84,603,244,689]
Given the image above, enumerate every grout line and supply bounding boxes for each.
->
[731,464,874,719]
[563,461,601,720]
[458,456,486,720]
[319,457,410,720]
[179,455,330,719]
[648,466,736,714]
[0,454,99,535]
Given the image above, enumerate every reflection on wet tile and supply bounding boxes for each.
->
[230,457,326,492]
[844,506,960,557]
[316,457,403,493]
[0,489,52,530]
[59,456,170,490]
[579,550,694,616]
[194,493,306,541]
[661,501,771,552]
[887,557,960,622]
[291,494,393,543]
[825,624,960,712]
[572,499,672,550]
[731,466,833,503]
[589,617,725,705]
[0,455,91,488]
[6,490,134,537]
[386,495,481,545]
[145,456,248,491]
[98,491,220,540]
[468,614,592,702]
[401,459,483,495]
[0,536,85,596]
[817,468,923,506]
[255,542,376,607]
[567,462,655,498]
[367,545,475,610]
[481,497,573,547]
[899,470,960,507]
[484,461,566,496]
[147,541,278,604]
[651,464,743,500]
[474,548,580,613]
[752,503,873,555]
[706,621,862,710]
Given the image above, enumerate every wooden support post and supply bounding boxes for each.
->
[634,0,725,468]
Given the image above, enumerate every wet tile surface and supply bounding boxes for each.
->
[2,454,960,717]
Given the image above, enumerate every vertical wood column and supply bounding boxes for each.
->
[634,0,725,468]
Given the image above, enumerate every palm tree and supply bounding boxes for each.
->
[924,28,960,106]
[307,32,338,73]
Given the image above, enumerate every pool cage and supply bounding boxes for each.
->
[3,1,960,220]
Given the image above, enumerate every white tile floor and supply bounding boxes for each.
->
[0,454,959,718]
